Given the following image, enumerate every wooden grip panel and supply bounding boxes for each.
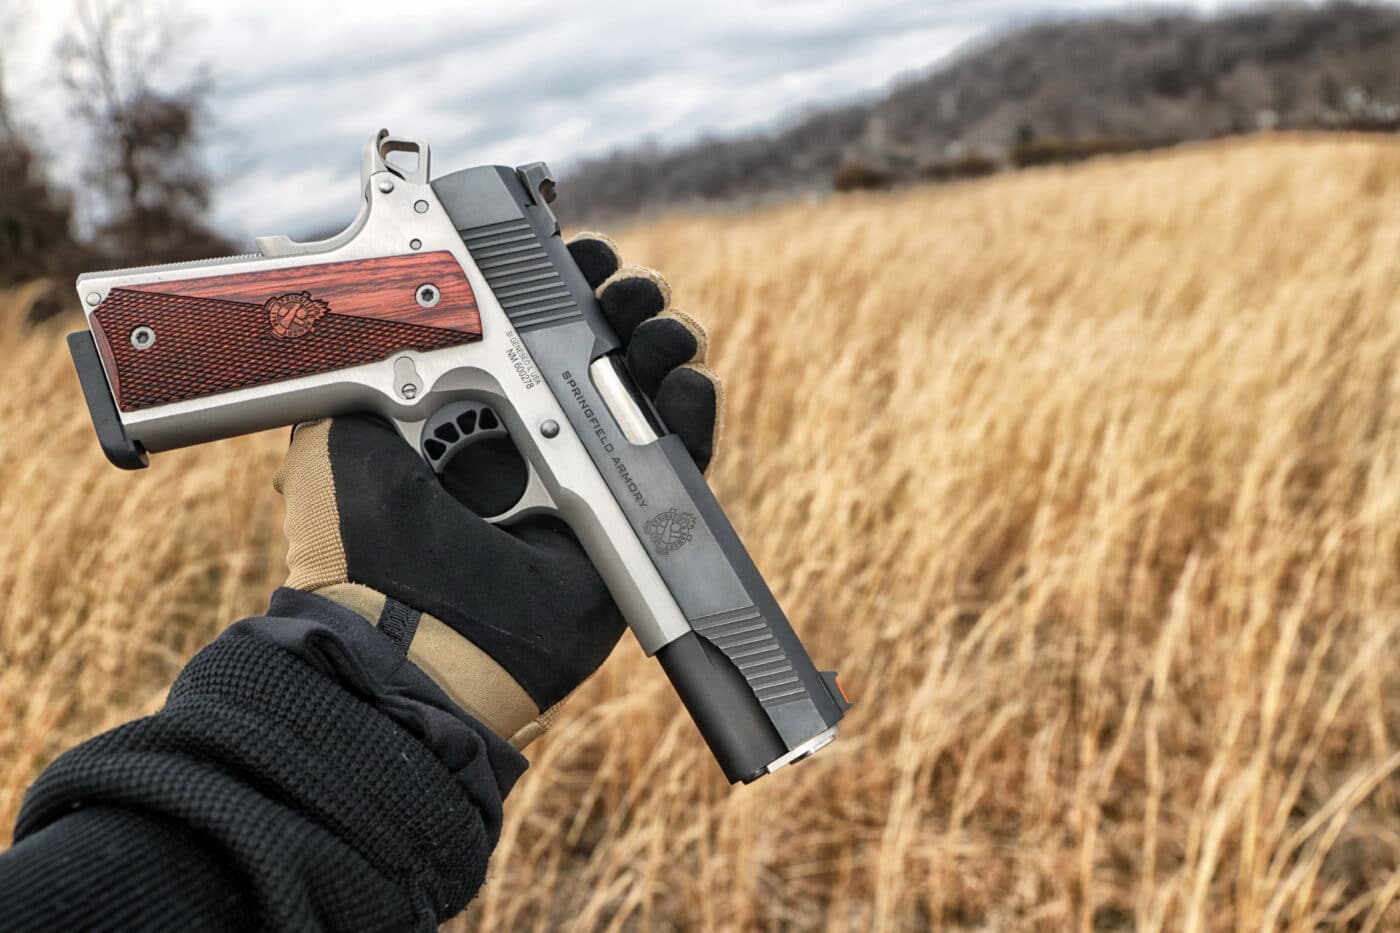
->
[90,251,481,412]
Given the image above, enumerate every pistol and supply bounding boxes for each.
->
[67,130,849,783]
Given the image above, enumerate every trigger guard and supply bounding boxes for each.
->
[482,461,556,525]
[416,400,557,524]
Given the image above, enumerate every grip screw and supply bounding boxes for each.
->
[400,384,418,399]
[540,419,560,438]
[130,325,156,350]
[415,284,440,308]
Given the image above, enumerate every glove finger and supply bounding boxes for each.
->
[625,309,708,397]
[273,414,493,592]
[276,414,627,721]
[597,263,671,343]
[273,418,344,591]
[654,363,723,474]
[566,232,621,289]
[323,413,491,527]
[332,418,623,709]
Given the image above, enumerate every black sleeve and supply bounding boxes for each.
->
[0,588,528,932]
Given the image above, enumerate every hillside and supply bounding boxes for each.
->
[5,136,1400,929]
[556,1,1400,222]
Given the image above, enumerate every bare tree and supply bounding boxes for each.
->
[59,0,231,267]
[0,0,22,138]
[0,69,10,141]
[0,2,79,293]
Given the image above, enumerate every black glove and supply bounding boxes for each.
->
[273,233,721,748]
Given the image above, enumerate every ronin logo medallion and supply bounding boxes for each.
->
[645,508,697,554]
[265,291,330,338]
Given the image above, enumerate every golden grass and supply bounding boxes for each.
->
[4,134,1400,930]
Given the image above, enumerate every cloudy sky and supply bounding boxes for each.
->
[7,0,1247,240]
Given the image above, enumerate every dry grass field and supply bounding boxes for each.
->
[4,134,1400,930]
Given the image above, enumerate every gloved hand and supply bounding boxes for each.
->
[273,233,721,750]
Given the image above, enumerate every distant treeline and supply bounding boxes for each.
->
[554,1,1400,222]
[0,0,230,320]
[9,1,1400,303]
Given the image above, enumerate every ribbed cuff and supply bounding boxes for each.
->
[12,597,523,930]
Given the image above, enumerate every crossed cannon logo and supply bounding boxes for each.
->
[646,508,697,554]
[265,292,330,339]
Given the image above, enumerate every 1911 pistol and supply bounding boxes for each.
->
[67,130,849,783]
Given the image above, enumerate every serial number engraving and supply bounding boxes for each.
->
[505,329,543,389]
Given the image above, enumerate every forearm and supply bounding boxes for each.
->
[0,589,526,932]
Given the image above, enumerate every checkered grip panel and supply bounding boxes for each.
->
[92,288,478,411]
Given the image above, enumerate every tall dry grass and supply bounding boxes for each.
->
[3,134,1400,930]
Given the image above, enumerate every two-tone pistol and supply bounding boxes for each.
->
[68,130,849,783]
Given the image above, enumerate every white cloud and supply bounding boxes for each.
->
[4,0,1275,241]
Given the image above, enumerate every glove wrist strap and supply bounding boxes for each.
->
[312,583,555,750]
